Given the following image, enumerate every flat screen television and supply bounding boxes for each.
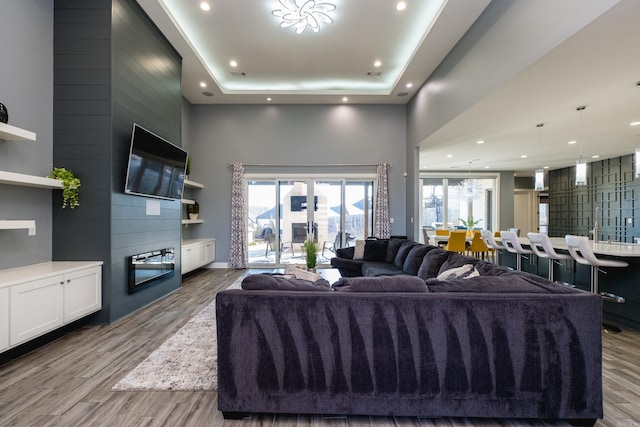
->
[124,123,188,200]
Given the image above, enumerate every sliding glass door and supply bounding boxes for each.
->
[247,177,373,267]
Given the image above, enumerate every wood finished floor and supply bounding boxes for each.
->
[0,268,639,426]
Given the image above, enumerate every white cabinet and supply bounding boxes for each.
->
[182,239,215,274]
[63,266,102,323]
[0,288,8,352]
[10,274,64,346]
[0,261,103,352]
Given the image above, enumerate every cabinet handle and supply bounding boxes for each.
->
[67,279,71,283]
[60,281,64,285]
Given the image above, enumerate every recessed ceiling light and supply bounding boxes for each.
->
[406,82,413,88]
[544,166,549,169]
[484,166,490,169]
[396,2,407,11]
[568,140,577,145]
[267,97,272,102]
[374,60,382,68]
[199,82,207,88]
[446,154,453,158]
[521,155,528,158]
[342,97,348,102]
[476,140,485,144]
[631,121,640,126]
[200,2,210,11]
[230,60,238,67]
[592,155,600,159]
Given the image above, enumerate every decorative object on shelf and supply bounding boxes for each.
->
[188,200,199,220]
[48,167,81,209]
[185,156,191,178]
[459,215,481,236]
[0,102,7,124]
[303,238,317,271]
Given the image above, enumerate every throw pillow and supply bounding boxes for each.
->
[284,265,322,282]
[402,245,434,275]
[363,239,389,261]
[332,275,428,292]
[436,264,479,281]
[393,241,418,269]
[416,248,449,280]
[385,237,407,263]
[353,239,366,260]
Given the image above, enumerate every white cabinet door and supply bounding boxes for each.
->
[204,240,215,264]
[0,288,8,351]
[10,275,64,346]
[182,244,196,274]
[63,266,102,323]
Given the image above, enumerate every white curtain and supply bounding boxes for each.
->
[374,162,391,239]
[228,162,248,269]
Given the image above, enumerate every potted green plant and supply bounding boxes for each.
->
[48,167,81,209]
[188,200,199,220]
[459,215,482,236]
[303,239,317,271]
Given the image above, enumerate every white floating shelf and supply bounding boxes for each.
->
[0,122,36,142]
[181,198,196,205]
[181,219,204,225]
[184,179,204,189]
[0,220,36,236]
[0,171,63,189]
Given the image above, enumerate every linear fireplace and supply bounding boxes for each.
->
[128,247,175,293]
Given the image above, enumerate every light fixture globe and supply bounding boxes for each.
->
[272,0,336,34]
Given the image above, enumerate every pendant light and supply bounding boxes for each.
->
[534,123,544,191]
[575,106,587,186]
[634,82,640,179]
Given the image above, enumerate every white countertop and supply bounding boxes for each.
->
[0,261,103,288]
[527,237,640,258]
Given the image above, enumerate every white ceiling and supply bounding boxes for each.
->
[136,0,640,176]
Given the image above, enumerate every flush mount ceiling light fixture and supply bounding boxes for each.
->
[272,0,336,34]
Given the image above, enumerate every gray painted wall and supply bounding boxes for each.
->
[0,0,54,270]
[186,104,407,264]
[53,0,182,323]
[406,0,619,236]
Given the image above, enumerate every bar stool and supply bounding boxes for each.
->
[500,230,533,271]
[480,230,503,263]
[527,232,573,282]
[565,234,626,333]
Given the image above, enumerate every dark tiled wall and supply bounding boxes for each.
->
[549,154,640,242]
[53,0,182,323]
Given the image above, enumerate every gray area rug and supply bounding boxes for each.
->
[112,297,219,391]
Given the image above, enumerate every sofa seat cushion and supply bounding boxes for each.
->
[242,273,332,291]
[360,261,404,276]
[332,275,428,292]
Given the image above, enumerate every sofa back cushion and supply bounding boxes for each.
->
[363,239,389,262]
[241,273,332,291]
[385,237,407,263]
[393,241,419,269]
[332,275,428,292]
[402,244,435,275]
[416,248,449,279]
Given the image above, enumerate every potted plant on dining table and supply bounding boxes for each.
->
[459,215,482,237]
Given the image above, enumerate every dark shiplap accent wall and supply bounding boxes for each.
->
[53,0,182,323]
[549,154,640,242]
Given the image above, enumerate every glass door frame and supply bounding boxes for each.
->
[246,173,376,267]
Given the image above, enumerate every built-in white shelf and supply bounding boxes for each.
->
[0,171,63,189]
[0,122,36,142]
[184,179,204,189]
[181,219,204,225]
[0,220,36,236]
[182,198,196,205]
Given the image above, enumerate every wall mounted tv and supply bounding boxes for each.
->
[124,123,188,200]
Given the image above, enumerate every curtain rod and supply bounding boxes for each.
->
[228,163,390,168]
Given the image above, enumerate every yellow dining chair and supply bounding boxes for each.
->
[435,229,450,247]
[445,230,467,253]
[467,230,490,259]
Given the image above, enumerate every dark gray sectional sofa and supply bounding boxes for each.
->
[216,238,603,425]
